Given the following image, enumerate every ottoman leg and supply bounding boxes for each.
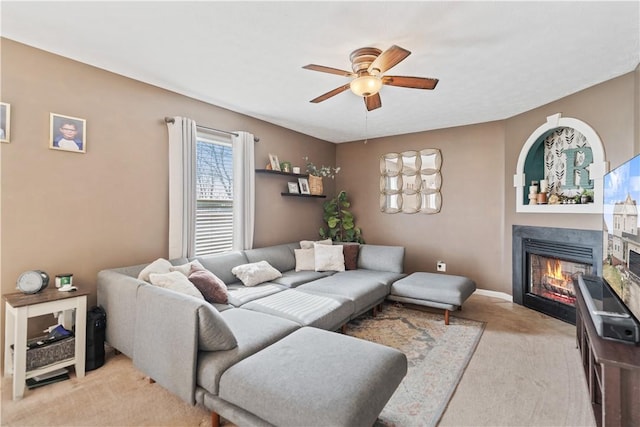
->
[444,309,450,325]
[211,412,220,427]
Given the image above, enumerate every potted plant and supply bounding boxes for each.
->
[304,156,340,195]
[319,190,365,243]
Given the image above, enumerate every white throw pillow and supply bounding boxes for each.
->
[170,259,205,276]
[138,258,173,282]
[314,243,345,272]
[300,238,332,250]
[294,248,316,271]
[231,261,282,287]
[149,271,204,300]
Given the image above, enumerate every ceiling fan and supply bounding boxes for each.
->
[303,45,439,111]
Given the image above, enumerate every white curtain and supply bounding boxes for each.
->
[232,131,255,250]
[167,117,197,259]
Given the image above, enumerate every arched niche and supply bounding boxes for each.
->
[513,113,608,213]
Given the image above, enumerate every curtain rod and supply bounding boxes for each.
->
[164,117,259,142]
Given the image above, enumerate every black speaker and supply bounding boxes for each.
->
[86,306,106,371]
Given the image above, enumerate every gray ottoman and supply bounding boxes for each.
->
[388,272,476,324]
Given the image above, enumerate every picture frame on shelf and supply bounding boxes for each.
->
[298,178,310,194]
[50,113,86,153]
[0,102,10,143]
[288,182,299,194]
[269,153,281,171]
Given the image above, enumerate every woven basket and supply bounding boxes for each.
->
[308,175,323,195]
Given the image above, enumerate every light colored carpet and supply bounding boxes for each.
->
[1,294,596,426]
[346,303,484,427]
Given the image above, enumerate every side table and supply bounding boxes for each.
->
[3,288,88,400]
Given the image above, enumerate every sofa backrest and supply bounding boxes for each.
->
[244,243,298,273]
[358,244,405,273]
[194,251,249,285]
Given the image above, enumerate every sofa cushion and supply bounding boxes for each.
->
[196,251,249,286]
[314,243,345,272]
[341,244,360,270]
[138,258,173,281]
[294,248,315,271]
[240,289,354,331]
[232,261,282,287]
[197,309,300,395]
[170,259,205,276]
[271,270,334,288]
[299,238,332,249]
[218,327,407,427]
[244,244,297,273]
[226,283,287,306]
[358,244,405,273]
[198,304,238,351]
[189,264,228,304]
[149,271,204,300]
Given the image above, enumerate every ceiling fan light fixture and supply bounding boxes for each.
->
[350,75,383,97]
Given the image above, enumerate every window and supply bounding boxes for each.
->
[195,131,233,255]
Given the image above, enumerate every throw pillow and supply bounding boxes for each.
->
[294,248,316,271]
[300,238,332,250]
[188,264,228,304]
[170,259,205,276]
[314,243,345,272]
[342,244,360,270]
[149,271,205,300]
[138,258,173,282]
[231,260,282,287]
[197,304,237,351]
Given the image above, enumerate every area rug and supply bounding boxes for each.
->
[346,302,486,427]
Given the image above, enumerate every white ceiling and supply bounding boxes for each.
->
[2,1,639,143]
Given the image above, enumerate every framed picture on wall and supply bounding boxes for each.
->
[298,178,310,194]
[288,182,300,194]
[0,102,10,143]
[269,153,281,171]
[50,113,86,153]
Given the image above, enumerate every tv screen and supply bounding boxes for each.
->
[603,153,640,322]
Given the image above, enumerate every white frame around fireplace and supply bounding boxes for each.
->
[514,113,608,213]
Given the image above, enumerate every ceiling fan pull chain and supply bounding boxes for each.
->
[364,110,368,144]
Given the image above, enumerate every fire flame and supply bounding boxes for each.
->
[546,259,568,281]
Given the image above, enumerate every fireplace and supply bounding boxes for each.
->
[513,225,603,324]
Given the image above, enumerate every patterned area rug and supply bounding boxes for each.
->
[346,302,485,427]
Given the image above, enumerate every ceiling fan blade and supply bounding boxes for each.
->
[365,93,382,111]
[368,45,411,75]
[382,75,439,90]
[310,83,351,103]
[303,64,354,77]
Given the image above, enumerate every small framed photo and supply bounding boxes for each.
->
[50,113,86,153]
[298,178,310,195]
[269,153,281,171]
[288,182,300,194]
[0,102,10,143]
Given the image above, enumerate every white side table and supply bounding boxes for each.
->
[3,288,88,400]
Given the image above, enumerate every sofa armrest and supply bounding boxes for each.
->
[97,269,145,358]
[133,285,202,405]
[358,244,405,273]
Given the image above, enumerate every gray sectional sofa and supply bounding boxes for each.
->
[97,242,408,426]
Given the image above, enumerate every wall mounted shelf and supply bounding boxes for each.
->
[255,169,326,198]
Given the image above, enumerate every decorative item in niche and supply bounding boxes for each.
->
[304,156,340,195]
[380,149,442,214]
[513,113,607,214]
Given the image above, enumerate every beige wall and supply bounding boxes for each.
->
[337,71,638,294]
[0,39,334,325]
[1,37,638,341]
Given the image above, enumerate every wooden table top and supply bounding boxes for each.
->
[3,287,89,308]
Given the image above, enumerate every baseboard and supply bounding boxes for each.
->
[475,289,513,302]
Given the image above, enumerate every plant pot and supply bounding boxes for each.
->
[309,175,323,195]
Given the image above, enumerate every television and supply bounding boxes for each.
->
[602,153,640,324]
